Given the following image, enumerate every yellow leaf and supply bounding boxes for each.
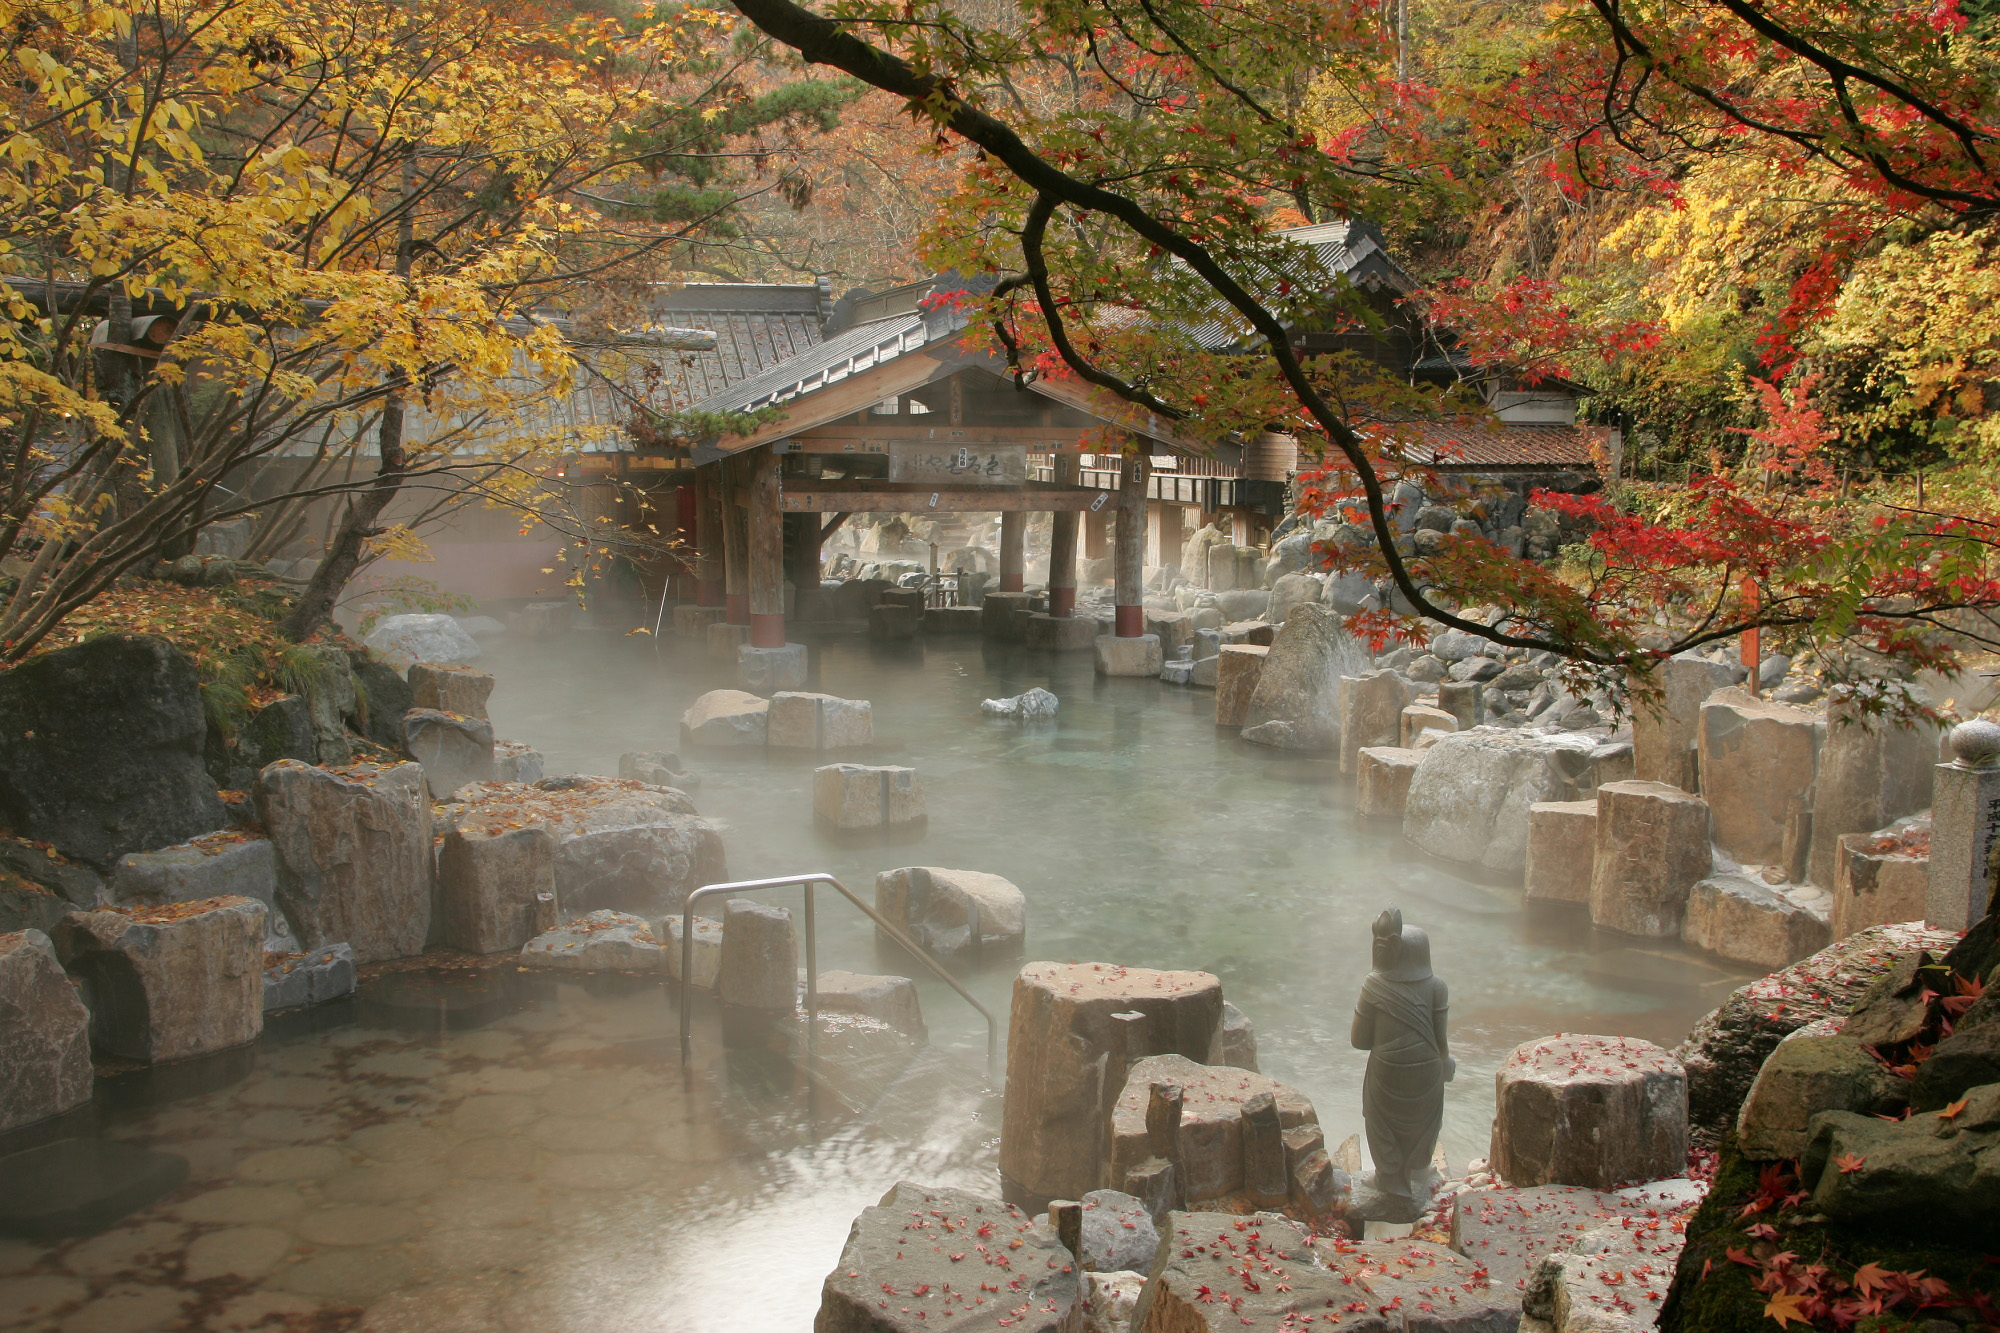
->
[1762,1292,1808,1329]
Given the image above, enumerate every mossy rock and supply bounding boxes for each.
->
[1658,1140,1997,1333]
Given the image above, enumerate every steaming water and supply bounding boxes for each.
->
[0,625,1758,1332]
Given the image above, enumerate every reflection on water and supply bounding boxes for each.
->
[0,626,1757,1331]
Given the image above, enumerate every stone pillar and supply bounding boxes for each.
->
[721,457,749,626]
[694,465,724,608]
[1929,720,2000,931]
[747,448,785,648]
[1114,450,1150,637]
[999,511,1026,593]
[1048,455,1079,617]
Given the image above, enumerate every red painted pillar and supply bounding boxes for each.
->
[1114,448,1149,637]
[999,510,1025,593]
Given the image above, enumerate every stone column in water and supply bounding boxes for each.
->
[747,448,786,648]
[721,455,750,626]
[1929,720,2000,931]
[1048,454,1079,616]
[694,465,724,608]
[1114,448,1150,637]
[999,511,1026,593]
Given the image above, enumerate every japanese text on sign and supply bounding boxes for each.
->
[887,443,1027,486]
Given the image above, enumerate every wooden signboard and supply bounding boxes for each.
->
[887,442,1028,486]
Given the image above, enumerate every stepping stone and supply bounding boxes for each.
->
[0,1139,189,1239]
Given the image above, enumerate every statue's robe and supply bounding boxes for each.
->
[1353,972,1449,1196]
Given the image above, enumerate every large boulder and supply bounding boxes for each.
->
[261,941,355,1012]
[1489,1034,1688,1190]
[1075,1189,1159,1275]
[0,929,93,1133]
[1106,1053,1317,1205]
[54,896,265,1062]
[1404,728,1604,873]
[445,777,725,923]
[814,1181,1079,1333]
[1697,687,1818,864]
[0,635,227,869]
[407,662,495,720]
[875,866,1026,956]
[1128,1212,1341,1332]
[255,759,434,965]
[1449,1184,1663,1296]
[1672,921,1957,1139]
[1630,654,1737,792]
[299,644,356,766]
[402,708,496,798]
[1308,1235,1521,1332]
[1682,871,1832,969]
[364,613,479,666]
[1800,1083,2000,1245]
[1000,961,1224,1210]
[679,689,769,747]
[1264,573,1321,626]
[1807,701,1937,891]
[1339,670,1412,775]
[1589,781,1712,938]
[1239,605,1367,752]
[1735,1034,1905,1161]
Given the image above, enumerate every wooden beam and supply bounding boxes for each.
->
[748,449,785,645]
[703,352,954,454]
[780,489,1113,513]
[783,424,1086,447]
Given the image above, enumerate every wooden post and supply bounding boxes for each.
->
[1049,454,1079,616]
[999,510,1026,593]
[694,466,724,608]
[1115,448,1150,637]
[1739,575,1760,696]
[1084,505,1109,559]
[748,448,786,648]
[722,457,749,626]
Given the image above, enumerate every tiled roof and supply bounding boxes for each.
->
[1385,419,1608,471]
[682,299,972,417]
[640,283,831,408]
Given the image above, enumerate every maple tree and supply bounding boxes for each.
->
[0,0,851,658]
[723,0,2000,713]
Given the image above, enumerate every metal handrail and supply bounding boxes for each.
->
[677,872,999,1075]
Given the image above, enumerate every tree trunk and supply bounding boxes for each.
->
[280,387,407,641]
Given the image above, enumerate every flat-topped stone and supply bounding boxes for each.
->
[738,642,809,694]
[1400,702,1458,748]
[1026,613,1100,652]
[718,898,797,1012]
[1128,1212,1341,1332]
[110,831,277,916]
[261,941,355,1012]
[1000,962,1224,1210]
[520,910,663,971]
[1095,632,1162,678]
[814,1181,1078,1333]
[814,764,925,829]
[1356,746,1422,819]
[1832,816,1929,940]
[1591,780,1711,937]
[1108,1053,1316,1204]
[1341,670,1411,774]
[1631,652,1737,791]
[1213,645,1269,727]
[1684,871,1832,969]
[402,708,496,798]
[1405,728,1603,873]
[55,896,265,1062]
[1449,1184,1653,1296]
[766,691,873,750]
[407,661,494,719]
[1308,1234,1518,1332]
[1699,686,1819,863]
[812,970,924,1038]
[1526,799,1598,906]
[1490,1035,1687,1190]
[662,914,723,989]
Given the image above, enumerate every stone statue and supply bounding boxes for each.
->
[1351,907,1453,1203]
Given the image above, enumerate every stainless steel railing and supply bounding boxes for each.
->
[676,873,999,1075]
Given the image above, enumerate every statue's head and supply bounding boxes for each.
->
[1371,906,1434,982]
